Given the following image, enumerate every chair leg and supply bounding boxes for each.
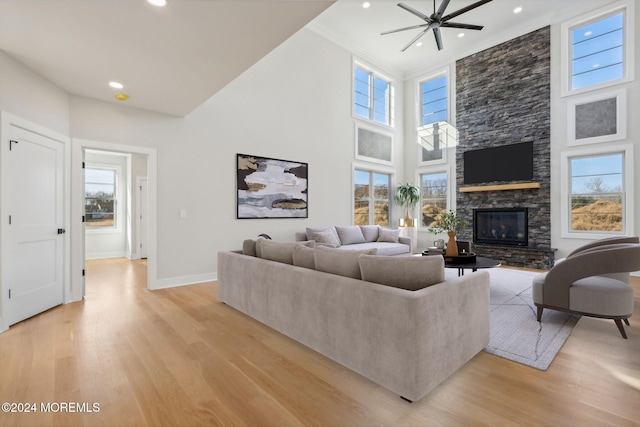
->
[623,318,630,326]
[536,306,543,322]
[614,319,628,339]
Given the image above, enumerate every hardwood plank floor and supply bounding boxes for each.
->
[1,258,639,426]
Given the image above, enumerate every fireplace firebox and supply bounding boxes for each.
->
[473,208,528,247]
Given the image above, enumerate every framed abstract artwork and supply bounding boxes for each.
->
[236,154,308,219]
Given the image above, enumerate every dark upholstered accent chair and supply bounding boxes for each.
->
[532,242,640,338]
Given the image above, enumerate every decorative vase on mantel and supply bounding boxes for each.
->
[445,232,459,257]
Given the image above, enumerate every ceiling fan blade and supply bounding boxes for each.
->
[441,0,493,22]
[433,27,444,51]
[398,2,432,22]
[400,25,432,52]
[381,23,430,36]
[440,22,484,30]
[434,0,451,20]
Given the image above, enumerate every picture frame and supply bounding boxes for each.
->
[355,123,393,166]
[236,154,308,219]
[567,88,626,146]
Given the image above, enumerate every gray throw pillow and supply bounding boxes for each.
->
[360,225,380,242]
[335,226,366,245]
[257,240,313,264]
[314,246,377,279]
[359,255,444,291]
[377,228,400,243]
[292,245,315,269]
[242,239,257,257]
[306,227,341,248]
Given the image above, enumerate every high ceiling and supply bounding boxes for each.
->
[0,0,615,117]
[0,0,334,117]
[309,0,615,77]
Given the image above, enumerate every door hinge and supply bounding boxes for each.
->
[9,140,18,151]
[82,269,85,277]
[9,215,11,225]
[82,215,85,223]
[82,161,85,169]
[8,289,11,299]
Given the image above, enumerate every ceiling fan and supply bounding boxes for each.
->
[381,0,493,51]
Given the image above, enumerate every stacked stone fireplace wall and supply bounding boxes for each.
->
[455,26,554,269]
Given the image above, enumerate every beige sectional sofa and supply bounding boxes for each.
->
[295,225,411,255]
[217,239,491,402]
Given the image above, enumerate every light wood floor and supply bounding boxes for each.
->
[1,258,639,427]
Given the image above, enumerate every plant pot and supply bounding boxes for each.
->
[399,218,416,227]
[445,232,459,257]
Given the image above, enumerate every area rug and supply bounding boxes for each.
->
[444,267,580,370]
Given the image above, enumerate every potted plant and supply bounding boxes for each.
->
[394,183,420,227]
[427,209,469,256]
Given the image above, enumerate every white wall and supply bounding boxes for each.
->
[69,28,405,282]
[0,50,69,135]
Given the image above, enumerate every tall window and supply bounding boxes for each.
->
[85,168,117,229]
[569,153,623,232]
[571,11,624,91]
[420,75,448,126]
[354,65,392,126]
[354,169,390,226]
[420,172,448,227]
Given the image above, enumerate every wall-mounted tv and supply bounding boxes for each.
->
[463,142,533,185]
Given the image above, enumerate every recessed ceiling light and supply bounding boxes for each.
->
[147,0,166,7]
[115,93,129,101]
[513,7,523,14]
[362,2,370,8]
[458,33,465,38]
[109,81,124,89]
[416,41,423,47]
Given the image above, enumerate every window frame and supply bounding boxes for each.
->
[352,163,395,227]
[560,144,634,239]
[416,68,452,165]
[561,0,635,97]
[352,59,395,128]
[85,164,123,234]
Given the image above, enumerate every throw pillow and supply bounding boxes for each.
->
[335,226,366,245]
[377,228,400,243]
[242,239,257,257]
[360,225,380,242]
[257,240,313,265]
[314,246,377,279]
[292,245,315,269]
[306,227,341,248]
[359,255,444,291]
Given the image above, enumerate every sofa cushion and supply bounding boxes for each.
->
[360,225,380,242]
[377,228,400,243]
[292,245,315,269]
[257,240,314,265]
[359,255,444,291]
[342,242,409,256]
[314,246,377,279]
[306,227,341,248]
[335,226,366,245]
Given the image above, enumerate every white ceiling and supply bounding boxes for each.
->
[0,0,616,117]
[0,0,334,117]
[309,0,616,77]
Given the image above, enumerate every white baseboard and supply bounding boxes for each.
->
[85,251,127,260]
[152,272,217,290]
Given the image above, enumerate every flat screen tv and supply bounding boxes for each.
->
[463,142,533,184]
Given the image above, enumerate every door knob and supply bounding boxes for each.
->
[57,228,66,234]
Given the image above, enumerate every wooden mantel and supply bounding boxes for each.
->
[459,182,541,193]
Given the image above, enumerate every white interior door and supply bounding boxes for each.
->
[2,125,65,326]
[138,177,148,259]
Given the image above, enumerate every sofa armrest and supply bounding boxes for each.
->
[398,236,411,248]
[295,231,307,242]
